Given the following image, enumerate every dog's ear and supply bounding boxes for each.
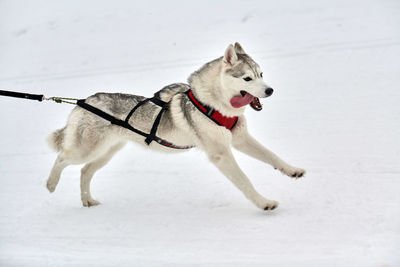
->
[223,44,238,66]
[234,42,246,54]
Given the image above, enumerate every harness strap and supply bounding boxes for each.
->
[124,97,167,123]
[77,99,149,137]
[125,98,150,123]
[77,97,193,150]
[149,97,167,107]
[145,100,167,145]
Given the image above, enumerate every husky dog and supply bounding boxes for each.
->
[46,42,305,211]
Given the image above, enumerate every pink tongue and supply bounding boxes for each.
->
[230,93,254,108]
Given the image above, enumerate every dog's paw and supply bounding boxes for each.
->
[46,180,56,193]
[289,168,306,179]
[82,198,101,207]
[264,200,279,211]
[278,166,306,179]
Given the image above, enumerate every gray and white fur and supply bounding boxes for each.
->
[46,42,305,210]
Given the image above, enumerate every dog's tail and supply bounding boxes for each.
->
[47,127,65,152]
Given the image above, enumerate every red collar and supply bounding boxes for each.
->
[186,90,238,130]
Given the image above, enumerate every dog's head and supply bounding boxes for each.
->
[220,42,273,111]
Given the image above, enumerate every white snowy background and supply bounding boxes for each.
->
[0,0,399,266]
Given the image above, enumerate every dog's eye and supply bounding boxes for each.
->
[260,72,263,78]
[243,77,252,82]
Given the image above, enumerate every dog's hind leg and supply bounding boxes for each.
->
[46,152,70,193]
[80,142,126,207]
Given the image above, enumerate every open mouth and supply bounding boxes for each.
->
[230,90,263,111]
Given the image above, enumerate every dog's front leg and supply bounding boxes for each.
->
[232,118,306,178]
[204,144,278,210]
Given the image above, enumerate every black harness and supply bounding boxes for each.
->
[77,96,194,150]
[0,88,238,150]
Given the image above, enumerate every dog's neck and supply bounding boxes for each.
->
[188,57,246,118]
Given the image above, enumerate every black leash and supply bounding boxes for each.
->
[0,89,193,150]
[0,89,78,104]
[0,90,44,102]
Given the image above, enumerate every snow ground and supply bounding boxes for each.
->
[0,0,399,266]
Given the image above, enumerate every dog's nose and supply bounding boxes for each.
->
[265,88,274,97]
